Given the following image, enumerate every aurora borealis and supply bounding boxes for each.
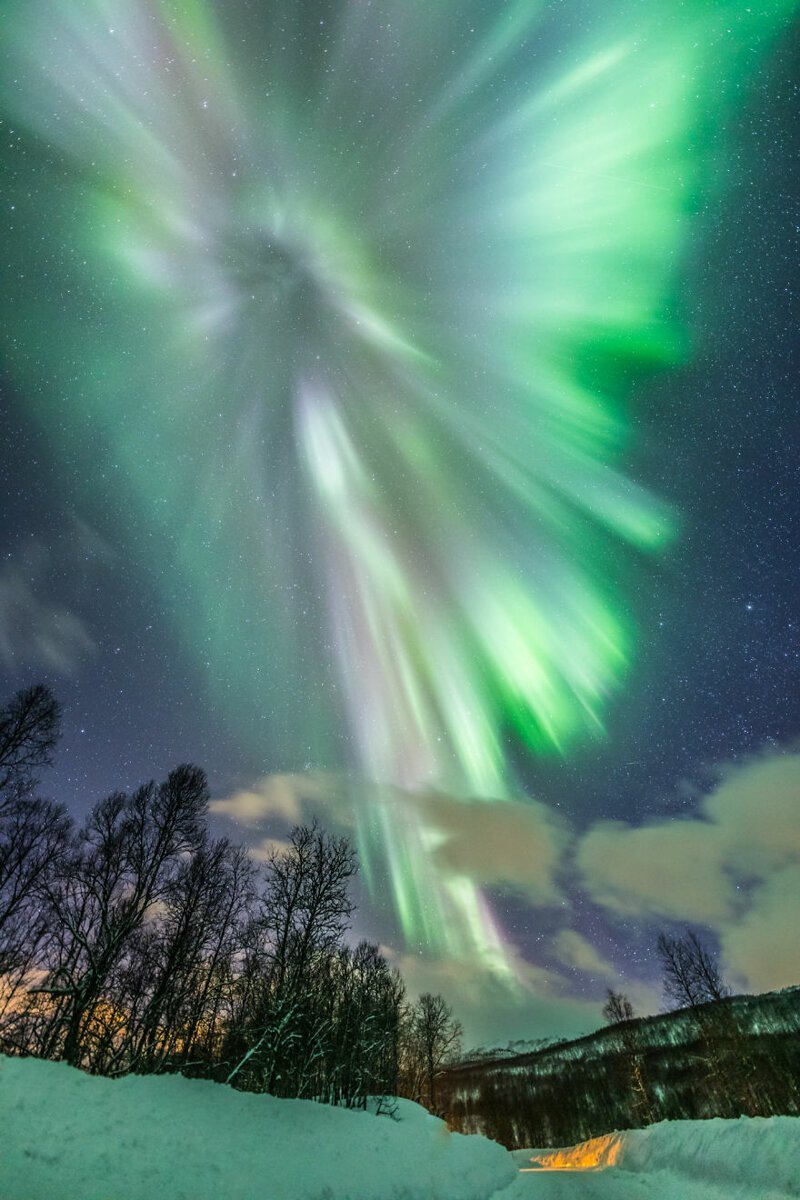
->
[2,1,799,1039]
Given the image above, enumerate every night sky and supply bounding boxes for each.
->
[1,1,798,1046]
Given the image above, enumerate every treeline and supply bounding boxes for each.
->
[0,686,461,1110]
[440,986,800,1148]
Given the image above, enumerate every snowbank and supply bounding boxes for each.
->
[0,1055,515,1200]
[526,1115,800,1197]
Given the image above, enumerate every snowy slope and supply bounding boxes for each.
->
[0,1056,514,1200]
[3,1055,799,1199]
[610,1116,800,1195]
[511,1116,800,1198]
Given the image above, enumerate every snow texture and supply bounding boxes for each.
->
[0,1055,514,1200]
[612,1116,800,1197]
[3,1055,799,1199]
[519,1115,800,1198]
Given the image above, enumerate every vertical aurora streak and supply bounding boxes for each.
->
[1,1,795,969]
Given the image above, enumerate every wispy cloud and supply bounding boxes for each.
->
[552,929,618,980]
[209,772,332,827]
[0,526,105,673]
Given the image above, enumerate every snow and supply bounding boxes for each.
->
[611,1115,800,1195]
[3,1055,799,1199]
[513,1116,800,1198]
[0,1055,514,1200]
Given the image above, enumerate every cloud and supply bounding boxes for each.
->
[552,929,618,980]
[703,754,800,878]
[577,750,800,994]
[247,835,293,863]
[209,772,332,827]
[0,539,96,673]
[422,792,569,905]
[212,772,568,905]
[576,818,734,923]
[721,865,800,992]
[213,771,690,1038]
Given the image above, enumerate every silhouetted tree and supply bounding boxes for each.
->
[657,930,729,1009]
[602,989,634,1024]
[35,765,208,1066]
[225,821,357,1094]
[324,940,405,1107]
[118,836,255,1075]
[0,685,68,1028]
[406,992,463,1115]
[601,991,655,1125]
[0,684,61,798]
[0,795,71,976]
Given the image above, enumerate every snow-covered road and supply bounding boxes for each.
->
[496,1168,796,1199]
[497,1169,670,1198]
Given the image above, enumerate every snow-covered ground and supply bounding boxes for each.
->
[1,1054,798,1199]
[0,1056,513,1200]
[506,1117,800,1198]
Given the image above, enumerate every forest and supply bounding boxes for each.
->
[0,685,461,1111]
[440,985,800,1148]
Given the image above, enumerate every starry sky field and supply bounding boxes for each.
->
[1,1,799,1045]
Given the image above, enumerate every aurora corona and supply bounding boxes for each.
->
[1,1,794,971]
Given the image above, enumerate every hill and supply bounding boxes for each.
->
[440,986,800,1149]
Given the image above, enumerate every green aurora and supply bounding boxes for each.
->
[1,0,796,970]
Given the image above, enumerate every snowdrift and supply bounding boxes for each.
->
[526,1115,800,1197]
[0,1055,514,1200]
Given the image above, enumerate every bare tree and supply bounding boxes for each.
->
[0,728,444,1116]
[657,930,729,1009]
[0,795,71,975]
[0,685,68,1026]
[34,764,208,1066]
[226,821,357,1093]
[266,821,356,990]
[602,989,635,1024]
[116,836,254,1075]
[321,941,406,1108]
[0,684,61,799]
[658,931,757,1118]
[600,990,654,1124]
[408,992,463,1115]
